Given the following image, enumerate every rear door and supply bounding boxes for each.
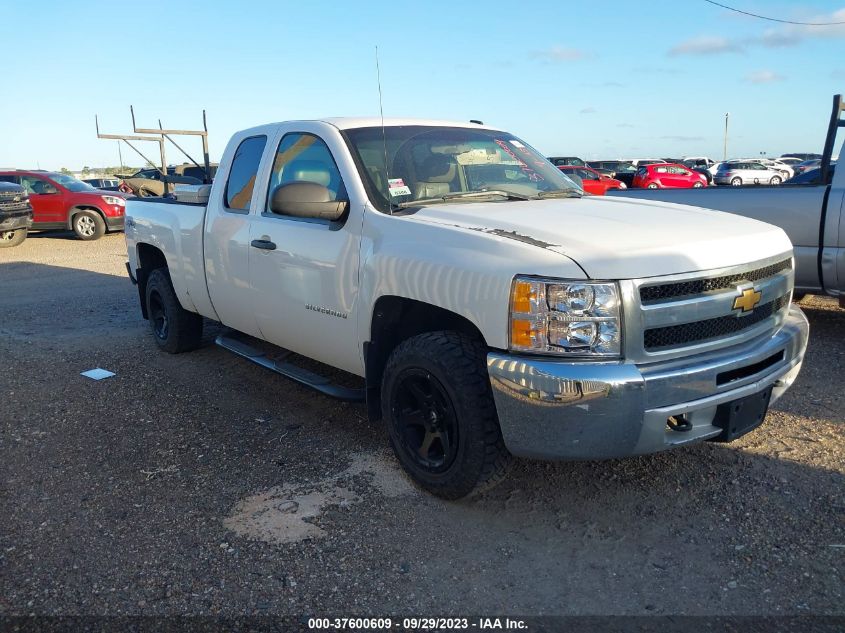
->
[204,133,269,337]
[247,128,362,374]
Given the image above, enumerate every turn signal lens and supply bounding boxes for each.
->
[511,280,545,314]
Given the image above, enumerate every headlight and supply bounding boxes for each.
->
[509,277,622,357]
[102,195,125,206]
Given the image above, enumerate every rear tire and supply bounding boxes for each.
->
[647,183,658,189]
[72,210,106,241]
[145,268,203,353]
[730,177,742,186]
[0,228,26,248]
[770,176,782,185]
[692,182,703,188]
[381,331,512,499]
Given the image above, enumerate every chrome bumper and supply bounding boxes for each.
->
[487,306,809,460]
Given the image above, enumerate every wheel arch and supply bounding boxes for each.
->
[135,242,169,319]
[364,295,487,421]
[66,205,106,229]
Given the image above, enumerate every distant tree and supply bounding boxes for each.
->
[60,167,71,175]
[81,166,91,176]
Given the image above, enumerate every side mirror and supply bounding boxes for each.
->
[269,182,348,221]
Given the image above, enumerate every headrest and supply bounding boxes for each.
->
[288,161,332,187]
[417,155,456,183]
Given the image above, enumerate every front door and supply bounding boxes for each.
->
[248,131,361,375]
[20,176,65,224]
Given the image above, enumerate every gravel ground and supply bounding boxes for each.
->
[0,232,842,617]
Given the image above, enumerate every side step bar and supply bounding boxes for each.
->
[215,333,365,402]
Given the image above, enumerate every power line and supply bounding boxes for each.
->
[701,0,845,26]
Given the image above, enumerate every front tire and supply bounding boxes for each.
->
[692,181,703,188]
[381,331,512,499]
[770,175,782,185]
[72,210,106,241]
[647,183,659,189]
[145,268,203,353]
[0,228,26,248]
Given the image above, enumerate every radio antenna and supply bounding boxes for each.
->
[375,46,393,213]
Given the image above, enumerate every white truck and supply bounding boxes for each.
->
[125,117,809,498]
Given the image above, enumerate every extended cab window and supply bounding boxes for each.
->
[225,135,267,211]
[265,133,347,214]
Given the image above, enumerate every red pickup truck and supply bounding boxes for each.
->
[0,170,126,240]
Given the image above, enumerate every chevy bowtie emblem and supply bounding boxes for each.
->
[733,287,762,313]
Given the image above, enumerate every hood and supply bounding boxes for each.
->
[407,196,792,279]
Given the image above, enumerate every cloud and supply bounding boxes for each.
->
[668,35,743,56]
[660,135,706,142]
[531,46,592,63]
[745,70,785,84]
[758,9,845,47]
[580,107,597,114]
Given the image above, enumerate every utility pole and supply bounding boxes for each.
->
[723,112,729,161]
[117,141,124,170]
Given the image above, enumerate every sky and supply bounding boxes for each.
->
[1,0,844,170]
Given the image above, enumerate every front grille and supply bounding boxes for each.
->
[0,200,31,212]
[644,294,789,350]
[640,258,792,303]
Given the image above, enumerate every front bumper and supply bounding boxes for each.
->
[0,210,32,232]
[105,215,125,231]
[487,306,809,460]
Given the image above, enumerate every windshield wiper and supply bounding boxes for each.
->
[537,189,583,199]
[396,189,531,209]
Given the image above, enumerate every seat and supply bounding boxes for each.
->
[413,154,457,199]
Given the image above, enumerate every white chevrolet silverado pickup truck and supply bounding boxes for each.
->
[125,118,809,498]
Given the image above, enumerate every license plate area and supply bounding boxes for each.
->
[712,386,773,442]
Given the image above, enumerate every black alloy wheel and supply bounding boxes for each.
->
[390,368,460,473]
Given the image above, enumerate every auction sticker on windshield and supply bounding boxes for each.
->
[388,178,411,196]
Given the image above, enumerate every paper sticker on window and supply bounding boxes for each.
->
[388,178,411,196]
[510,140,526,149]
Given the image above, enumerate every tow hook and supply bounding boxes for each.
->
[667,415,692,432]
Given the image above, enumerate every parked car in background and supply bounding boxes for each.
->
[735,158,794,180]
[625,158,664,167]
[632,163,708,189]
[786,164,835,186]
[0,181,32,248]
[117,163,218,197]
[777,157,803,168]
[557,165,626,195]
[683,157,717,171]
[714,162,785,186]
[83,177,121,191]
[588,160,638,187]
[781,153,821,162]
[794,159,821,175]
[0,170,126,240]
[547,156,586,167]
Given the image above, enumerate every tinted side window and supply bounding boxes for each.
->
[0,175,20,184]
[225,135,267,211]
[265,133,347,213]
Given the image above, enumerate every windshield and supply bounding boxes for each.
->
[48,173,95,192]
[343,126,581,212]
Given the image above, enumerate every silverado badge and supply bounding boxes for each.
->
[733,286,762,313]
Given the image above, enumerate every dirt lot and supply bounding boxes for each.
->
[1,233,843,617]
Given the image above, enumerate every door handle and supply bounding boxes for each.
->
[250,239,277,251]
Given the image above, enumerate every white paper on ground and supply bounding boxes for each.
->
[81,368,116,380]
